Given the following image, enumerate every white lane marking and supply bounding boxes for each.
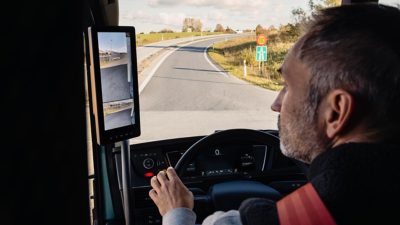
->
[139,48,176,94]
[203,43,229,78]
[139,37,231,94]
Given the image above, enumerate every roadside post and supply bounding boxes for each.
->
[244,60,247,77]
[256,34,268,76]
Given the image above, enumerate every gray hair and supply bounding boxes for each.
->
[294,4,400,141]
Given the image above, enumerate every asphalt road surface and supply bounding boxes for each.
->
[137,34,234,63]
[101,63,134,130]
[137,37,279,143]
[101,64,131,102]
[105,109,133,130]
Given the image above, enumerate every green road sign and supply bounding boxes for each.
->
[256,46,267,62]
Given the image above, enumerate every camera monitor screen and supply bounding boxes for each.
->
[88,26,140,145]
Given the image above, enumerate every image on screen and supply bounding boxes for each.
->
[98,32,135,130]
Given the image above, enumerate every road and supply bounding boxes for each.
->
[101,64,131,102]
[136,34,234,63]
[105,109,134,130]
[101,63,134,130]
[136,36,279,143]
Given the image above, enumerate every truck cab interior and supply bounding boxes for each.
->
[3,0,394,225]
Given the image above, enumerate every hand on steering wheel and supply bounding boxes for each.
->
[149,167,194,216]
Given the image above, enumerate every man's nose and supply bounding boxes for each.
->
[271,94,282,112]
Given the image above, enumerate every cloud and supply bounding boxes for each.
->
[148,0,180,7]
[147,0,268,11]
[206,11,227,22]
[123,10,153,21]
[120,0,310,33]
[122,10,187,30]
[189,0,266,10]
[158,12,187,27]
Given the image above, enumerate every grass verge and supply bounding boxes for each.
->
[137,32,223,46]
[208,36,293,91]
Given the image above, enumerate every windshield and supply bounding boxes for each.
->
[118,0,346,143]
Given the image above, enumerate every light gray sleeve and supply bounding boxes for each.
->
[162,208,242,225]
[202,210,243,225]
[162,207,197,225]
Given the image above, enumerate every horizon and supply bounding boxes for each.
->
[119,0,400,34]
[119,0,309,33]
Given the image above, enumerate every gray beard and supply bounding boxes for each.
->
[278,113,329,164]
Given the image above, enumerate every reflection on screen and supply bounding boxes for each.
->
[98,32,135,130]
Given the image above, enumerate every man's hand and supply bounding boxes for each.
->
[149,167,194,216]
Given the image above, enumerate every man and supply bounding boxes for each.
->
[149,4,400,225]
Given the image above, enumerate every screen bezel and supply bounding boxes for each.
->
[88,26,141,145]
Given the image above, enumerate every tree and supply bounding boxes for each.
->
[193,19,203,32]
[277,23,302,42]
[255,24,266,36]
[308,0,341,11]
[182,18,202,32]
[182,18,192,32]
[160,28,174,33]
[266,25,279,42]
[225,26,235,33]
[292,0,341,26]
[291,8,307,24]
[289,0,341,40]
[268,25,276,30]
[214,24,224,32]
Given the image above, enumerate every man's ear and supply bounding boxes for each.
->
[323,89,354,139]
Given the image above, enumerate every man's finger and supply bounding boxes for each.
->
[157,170,168,185]
[166,167,179,181]
[150,176,161,192]
[149,189,158,203]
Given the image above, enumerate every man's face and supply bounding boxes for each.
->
[271,50,328,164]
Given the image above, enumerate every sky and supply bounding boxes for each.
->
[119,0,310,33]
[119,0,400,33]
[98,32,128,53]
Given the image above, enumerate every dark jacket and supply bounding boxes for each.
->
[239,142,400,225]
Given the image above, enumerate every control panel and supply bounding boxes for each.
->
[129,144,269,183]
[192,146,261,178]
[126,141,307,225]
[131,151,168,178]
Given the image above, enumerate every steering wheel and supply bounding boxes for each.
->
[174,129,308,212]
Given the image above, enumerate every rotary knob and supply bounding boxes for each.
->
[143,158,155,170]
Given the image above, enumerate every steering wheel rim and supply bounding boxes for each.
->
[175,128,308,176]
[174,128,309,212]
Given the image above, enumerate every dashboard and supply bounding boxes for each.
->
[132,144,270,181]
[112,131,307,225]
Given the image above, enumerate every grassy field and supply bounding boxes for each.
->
[208,36,293,91]
[136,32,223,46]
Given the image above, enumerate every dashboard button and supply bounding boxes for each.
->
[143,158,155,169]
[144,172,154,178]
